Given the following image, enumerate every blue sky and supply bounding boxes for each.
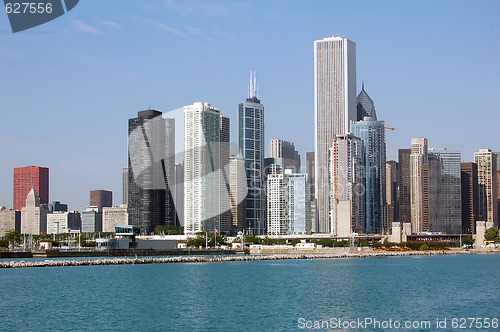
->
[0,0,499,211]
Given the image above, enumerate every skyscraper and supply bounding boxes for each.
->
[398,149,411,224]
[329,134,364,235]
[266,171,287,235]
[269,139,301,173]
[173,163,184,227]
[287,172,311,235]
[90,190,112,210]
[128,109,176,234]
[461,162,478,234]
[122,168,128,205]
[386,160,398,231]
[219,114,231,235]
[351,117,386,233]
[13,166,49,211]
[306,151,315,201]
[314,36,356,233]
[229,155,246,231]
[184,102,223,235]
[410,138,428,234]
[474,149,498,227]
[239,72,265,234]
[20,186,49,234]
[423,149,462,234]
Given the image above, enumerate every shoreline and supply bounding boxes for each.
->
[0,249,490,269]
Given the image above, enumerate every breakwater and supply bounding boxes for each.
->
[0,250,472,268]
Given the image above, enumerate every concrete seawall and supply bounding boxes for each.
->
[0,250,474,269]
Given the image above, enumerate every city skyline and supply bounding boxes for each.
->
[0,0,499,211]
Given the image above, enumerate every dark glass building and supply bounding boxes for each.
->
[423,150,462,234]
[128,110,176,234]
[239,72,265,234]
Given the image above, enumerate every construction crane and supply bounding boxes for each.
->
[385,126,395,131]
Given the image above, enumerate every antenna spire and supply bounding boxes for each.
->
[249,70,257,98]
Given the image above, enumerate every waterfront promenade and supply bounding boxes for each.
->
[0,250,480,268]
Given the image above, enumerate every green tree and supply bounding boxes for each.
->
[484,227,499,242]
[0,239,9,248]
[154,225,184,235]
[462,236,474,248]
[5,230,21,247]
[420,244,430,251]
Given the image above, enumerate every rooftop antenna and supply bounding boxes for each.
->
[249,70,258,98]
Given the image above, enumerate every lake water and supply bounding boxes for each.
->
[0,254,498,331]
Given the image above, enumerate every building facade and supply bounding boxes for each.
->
[128,109,176,234]
[239,72,265,234]
[474,149,498,227]
[398,149,411,224]
[287,172,311,235]
[386,161,398,232]
[266,172,287,235]
[423,149,462,234]
[102,205,129,233]
[351,117,386,233]
[269,139,301,173]
[314,36,356,233]
[81,207,102,233]
[229,155,247,231]
[461,162,478,234]
[410,138,428,234]
[90,190,112,210]
[13,166,49,211]
[173,163,184,227]
[47,211,81,234]
[219,114,231,235]
[329,134,364,236]
[184,102,223,235]
[20,187,49,234]
[0,208,20,236]
[122,168,128,205]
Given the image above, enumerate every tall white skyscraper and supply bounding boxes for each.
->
[184,102,223,235]
[410,138,428,234]
[314,36,356,233]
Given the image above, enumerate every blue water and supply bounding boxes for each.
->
[0,254,498,331]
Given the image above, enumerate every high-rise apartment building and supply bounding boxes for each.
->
[410,138,428,234]
[239,72,265,234]
[122,168,128,205]
[20,186,49,234]
[13,166,49,211]
[0,207,20,236]
[474,149,498,227]
[269,139,301,173]
[219,114,231,235]
[461,162,478,234]
[351,117,386,233]
[398,149,411,224]
[306,151,315,201]
[386,161,398,231]
[173,163,184,227]
[287,172,311,235]
[266,171,287,235]
[329,134,364,236]
[47,211,81,234]
[184,102,224,235]
[229,155,247,231]
[90,190,112,210]
[128,109,176,234]
[314,36,356,233]
[102,205,128,233]
[81,206,102,233]
[422,149,462,234]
